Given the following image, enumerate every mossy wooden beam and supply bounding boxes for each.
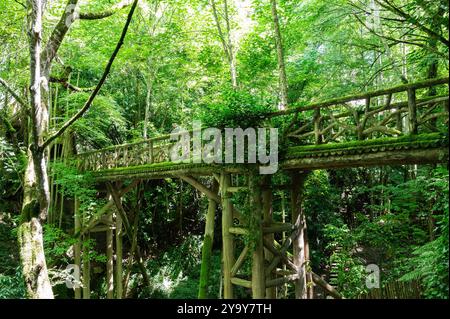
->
[179,175,219,202]
[282,147,449,170]
[263,237,297,274]
[263,223,294,234]
[266,274,299,288]
[262,176,275,299]
[229,227,249,235]
[115,210,123,299]
[106,213,114,299]
[231,277,252,288]
[231,246,250,277]
[82,232,91,299]
[77,180,139,238]
[311,272,343,299]
[179,175,243,222]
[250,174,265,299]
[220,172,235,299]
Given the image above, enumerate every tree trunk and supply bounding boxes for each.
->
[211,0,238,88]
[19,0,53,299]
[291,172,308,299]
[270,0,288,110]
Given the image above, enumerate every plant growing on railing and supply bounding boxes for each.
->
[198,88,275,129]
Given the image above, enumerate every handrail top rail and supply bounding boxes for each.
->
[265,77,449,118]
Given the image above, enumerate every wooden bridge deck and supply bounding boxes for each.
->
[75,77,449,179]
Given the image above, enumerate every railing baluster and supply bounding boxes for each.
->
[407,88,418,134]
[359,97,370,139]
[150,140,154,164]
[313,108,322,144]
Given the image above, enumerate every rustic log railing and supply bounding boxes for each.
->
[267,77,449,145]
[76,134,176,171]
[76,77,449,172]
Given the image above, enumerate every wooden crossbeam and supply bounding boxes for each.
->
[77,180,140,237]
[266,274,299,288]
[229,227,248,235]
[227,186,248,193]
[179,175,243,222]
[264,214,302,275]
[178,175,219,202]
[231,277,252,288]
[231,246,249,277]
[263,238,297,275]
[311,272,343,299]
[263,222,294,234]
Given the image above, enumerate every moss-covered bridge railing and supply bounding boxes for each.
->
[76,77,449,174]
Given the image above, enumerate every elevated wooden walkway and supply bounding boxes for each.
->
[76,77,449,178]
[71,77,449,300]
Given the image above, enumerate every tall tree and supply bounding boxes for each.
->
[270,0,288,110]
[211,0,238,88]
[15,0,139,298]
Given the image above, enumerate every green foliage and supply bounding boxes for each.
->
[51,161,104,222]
[134,236,203,299]
[400,168,449,299]
[0,267,26,299]
[198,88,274,129]
[60,92,127,149]
[0,137,26,208]
[43,224,76,267]
[324,223,367,298]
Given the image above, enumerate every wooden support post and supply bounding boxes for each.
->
[106,183,152,289]
[106,213,114,299]
[250,174,265,299]
[198,180,218,299]
[123,207,140,297]
[74,197,81,299]
[281,191,288,298]
[291,172,308,299]
[408,88,418,134]
[304,216,313,299]
[220,172,235,299]
[115,210,123,299]
[262,176,275,298]
[82,233,91,299]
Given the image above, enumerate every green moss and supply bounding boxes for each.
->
[287,133,448,158]
[198,234,213,299]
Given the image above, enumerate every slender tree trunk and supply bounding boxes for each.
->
[211,0,238,88]
[18,0,53,299]
[291,172,308,299]
[143,65,155,139]
[270,0,288,110]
